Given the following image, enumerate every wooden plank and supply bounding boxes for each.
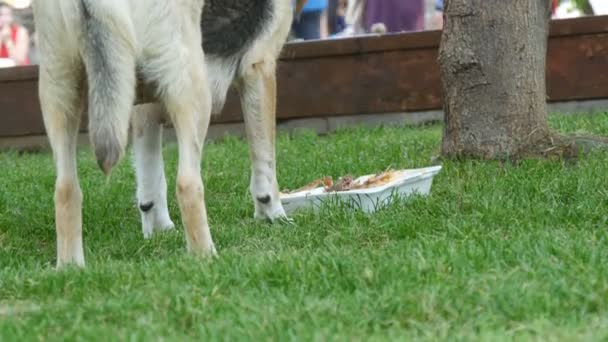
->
[281,31,441,60]
[277,48,441,118]
[0,77,43,137]
[547,33,608,101]
[1,15,608,138]
[0,65,37,81]
[217,48,442,124]
[550,15,608,37]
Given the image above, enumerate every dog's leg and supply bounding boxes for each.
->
[166,83,216,256]
[39,63,85,268]
[145,54,215,256]
[238,58,288,222]
[139,8,215,256]
[132,104,175,239]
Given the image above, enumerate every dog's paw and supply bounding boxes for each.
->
[142,214,175,239]
[254,203,294,225]
[155,215,175,233]
[189,240,218,258]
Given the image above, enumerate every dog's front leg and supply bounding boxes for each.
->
[238,58,289,222]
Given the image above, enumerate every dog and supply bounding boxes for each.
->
[34,0,302,268]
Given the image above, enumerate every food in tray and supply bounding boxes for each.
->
[282,169,402,195]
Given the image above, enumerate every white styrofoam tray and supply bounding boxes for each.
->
[280,165,442,214]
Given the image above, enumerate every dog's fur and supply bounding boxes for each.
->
[34,0,296,268]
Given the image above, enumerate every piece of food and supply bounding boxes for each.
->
[283,179,323,194]
[325,175,355,192]
[353,169,400,189]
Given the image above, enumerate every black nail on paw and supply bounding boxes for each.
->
[256,195,271,204]
[139,202,154,213]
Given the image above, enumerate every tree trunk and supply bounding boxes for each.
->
[439,0,553,159]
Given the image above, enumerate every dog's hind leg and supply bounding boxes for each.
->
[141,38,216,257]
[132,104,175,239]
[237,57,288,222]
[163,70,216,256]
[39,60,86,268]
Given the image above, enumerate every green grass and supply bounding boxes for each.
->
[1,113,608,340]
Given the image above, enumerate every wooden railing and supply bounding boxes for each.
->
[1,15,608,140]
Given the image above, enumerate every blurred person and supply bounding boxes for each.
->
[365,0,425,33]
[292,0,328,40]
[0,1,29,67]
[429,0,444,30]
[337,0,425,37]
[336,0,347,33]
[337,0,366,37]
[553,0,584,18]
[327,0,347,36]
[552,0,559,13]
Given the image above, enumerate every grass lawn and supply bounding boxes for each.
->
[1,112,608,340]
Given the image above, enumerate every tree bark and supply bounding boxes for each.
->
[439,0,553,159]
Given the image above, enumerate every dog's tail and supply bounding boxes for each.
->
[79,0,136,175]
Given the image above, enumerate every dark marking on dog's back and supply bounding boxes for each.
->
[202,0,273,57]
